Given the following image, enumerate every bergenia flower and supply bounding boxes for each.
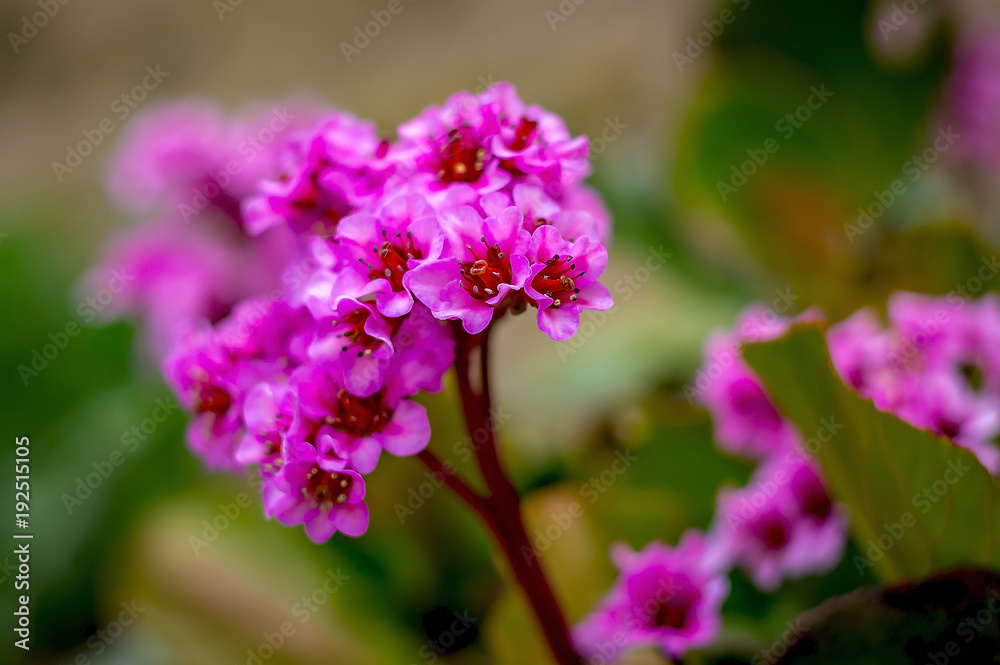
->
[334,194,445,317]
[712,455,847,591]
[264,440,369,542]
[524,224,613,340]
[244,111,390,238]
[163,330,247,472]
[291,362,430,474]
[405,206,532,334]
[574,530,730,662]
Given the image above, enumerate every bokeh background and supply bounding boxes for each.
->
[2,0,999,662]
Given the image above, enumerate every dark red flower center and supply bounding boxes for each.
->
[459,237,513,302]
[652,589,697,630]
[194,383,232,417]
[362,229,422,291]
[437,127,485,183]
[325,389,392,437]
[752,513,791,551]
[531,254,583,308]
[306,465,353,506]
[285,166,353,235]
[801,485,832,521]
[507,117,538,152]
[935,416,962,439]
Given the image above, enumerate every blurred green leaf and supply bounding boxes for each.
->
[744,324,1000,584]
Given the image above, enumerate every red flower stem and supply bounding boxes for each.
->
[416,449,492,522]
[447,322,581,665]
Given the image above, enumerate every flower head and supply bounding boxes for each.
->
[574,530,730,662]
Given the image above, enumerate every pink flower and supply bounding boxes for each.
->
[405,206,532,334]
[264,441,369,542]
[574,530,730,662]
[334,194,445,317]
[290,362,431,474]
[163,330,247,472]
[237,381,296,470]
[712,454,847,591]
[244,111,391,238]
[523,224,613,340]
[396,82,590,207]
[828,293,1000,474]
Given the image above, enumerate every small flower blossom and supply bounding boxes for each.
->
[712,455,848,591]
[574,530,730,662]
[334,194,445,317]
[290,362,431,474]
[405,206,532,334]
[264,440,369,542]
[524,224,612,340]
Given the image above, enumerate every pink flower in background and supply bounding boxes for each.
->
[243,111,390,238]
[574,531,730,662]
[695,306,821,460]
[828,292,1000,474]
[712,455,847,591]
[941,26,1000,170]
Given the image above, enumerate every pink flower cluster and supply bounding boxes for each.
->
[575,306,848,662]
[828,291,1000,474]
[698,306,849,592]
[577,292,1000,662]
[91,84,613,542]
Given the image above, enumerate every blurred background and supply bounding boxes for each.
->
[2,0,999,662]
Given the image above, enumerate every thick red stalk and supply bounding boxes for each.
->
[446,321,582,665]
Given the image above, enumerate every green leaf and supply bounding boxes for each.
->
[743,324,1000,584]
